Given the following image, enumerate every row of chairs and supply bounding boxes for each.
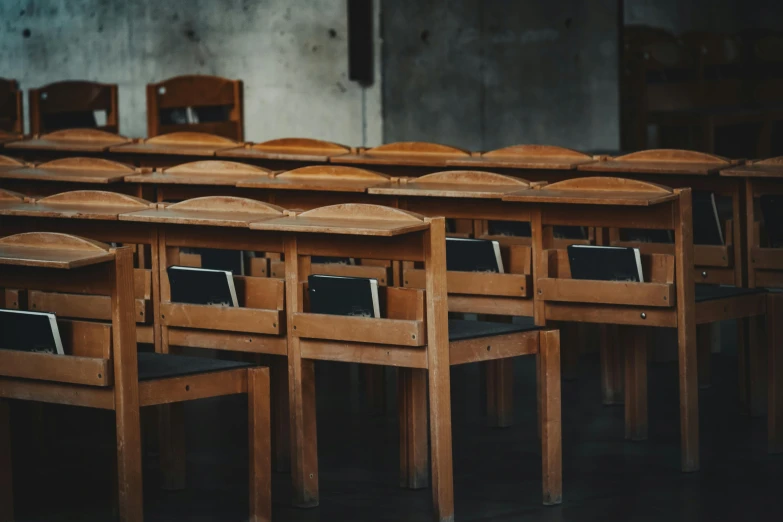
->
[0,191,566,521]
[0,75,243,140]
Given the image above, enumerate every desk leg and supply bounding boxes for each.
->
[623,326,648,441]
[768,294,783,454]
[486,359,514,427]
[159,326,186,491]
[398,368,429,489]
[540,330,562,505]
[560,322,579,381]
[0,400,12,522]
[600,324,624,405]
[288,356,319,507]
[249,368,272,522]
[697,324,711,389]
[750,315,768,418]
[363,365,386,414]
[271,357,291,473]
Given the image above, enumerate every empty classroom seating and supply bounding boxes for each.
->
[146,75,244,141]
[0,232,271,522]
[28,81,119,135]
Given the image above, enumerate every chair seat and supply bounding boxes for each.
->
[695,284,766,303]
[137,352,254,382]
[448,318,540,342]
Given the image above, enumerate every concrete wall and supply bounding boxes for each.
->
[381,0,620,152]
[625,0,783,33]
[0,0,382,144]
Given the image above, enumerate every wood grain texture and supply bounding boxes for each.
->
[579,149,736,176]
[248,367,272,522]
[623,326,648,441]
[539,329,562,505]
[238,165,389,192]
[0,232,113,268]
[219,137,351,161]
[423,217,455,521]
[448,144,595,169]
[126,159,271,186]
[111,131,239,156]
[6,128,129,152]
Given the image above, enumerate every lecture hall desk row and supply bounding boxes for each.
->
[0,154,778,426]
[0,193,562,521]
[1,175,781,486]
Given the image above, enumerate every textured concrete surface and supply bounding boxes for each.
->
[381,1,620,151]
[0,0,382,144]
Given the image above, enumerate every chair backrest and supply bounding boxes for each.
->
[0,78,23,134]
[28,81,119,135]
[147,75,244,141]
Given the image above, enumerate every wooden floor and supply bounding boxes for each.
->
[8,340,783,521]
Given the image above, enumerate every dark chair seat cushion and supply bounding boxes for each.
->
[695,284,766,303]
[448,318,540,342]
[137,352,254,382]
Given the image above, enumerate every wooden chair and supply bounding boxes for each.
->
[503,177,775,471]
[111,132,240,168]
[0,232,270,522]
[29,81,119,135]
[248,203,561,517]
[0,78,23,134]
[0,156,149,197]
[722,157,783,445]
[146,75,244,141]
[580,149,748,396]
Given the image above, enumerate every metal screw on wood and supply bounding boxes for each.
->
[640,312,647,319]
[702,271,707,277]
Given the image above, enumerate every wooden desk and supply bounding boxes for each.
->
[125,160,273,201]
[218,137,352,169]
[332,141,473,175]
[503,176,777,467]
[110,131,241,167]
[4,129,131,161]
[0,232,271,522]
[0,131,20,146]
[446,144,597,171]
[250,203,561,516]
[0,155,24,175]
[0,190,157,346]
[0,157,151,197]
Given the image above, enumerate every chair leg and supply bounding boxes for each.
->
[249,368,272,522]
[486,359,514,428]
[115,404,143,522]
[600,324,624,405]
[623,326,648,441]
[539,330,562,506]
[289,358,319,507]
[427,363,455,522]
[767,294,783,454]
[398,368,429,489]
[697,324,712,389]
[270,357,290,473]
[0,400,13,522]
[678,320,700,472]
[158,403,186,490]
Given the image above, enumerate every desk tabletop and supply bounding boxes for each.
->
[237,165,390,192]
[4,129,131,152]
[332,141,472,167]
[368,170,531,199]
[446,144,596,170]
[0,131,21,145]
[721,157,783,178]
[0,157,143,184]
[578,149,738,176]
[0,232,114,269]
[110,132,240,156]
[0,191,153,220]
[120,196,285,228]
[502,177,678,206]
[249,203,429,236]
[0,154,26,172]
[218,138,352,162]
[125,160,272,186]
